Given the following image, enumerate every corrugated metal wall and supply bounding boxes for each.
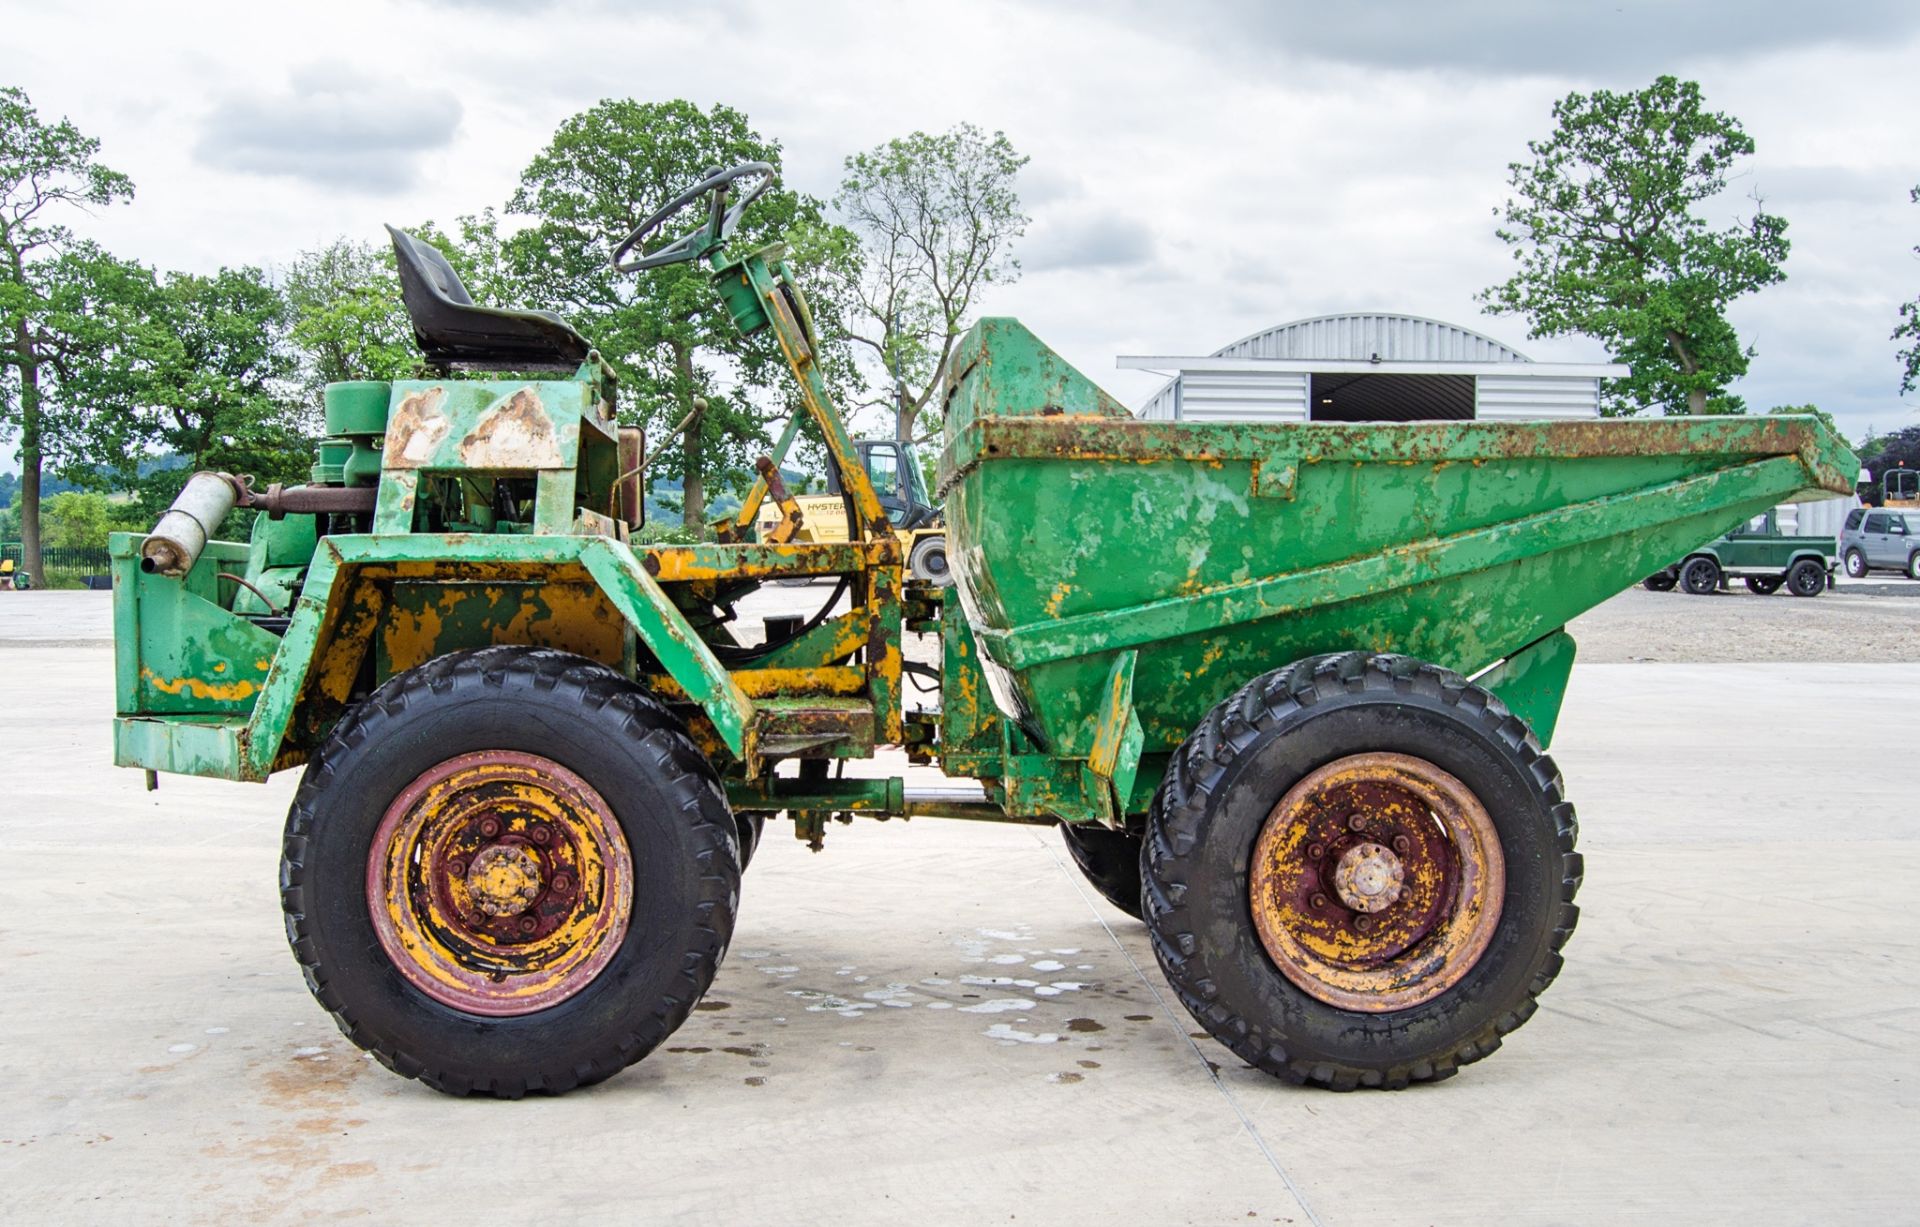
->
[1134,313,1608,423]
[1173,371,1309,422]
[1775,496,1856,543]
[1474,374,1602,420]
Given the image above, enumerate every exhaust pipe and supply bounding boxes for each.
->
[140,472,240,577]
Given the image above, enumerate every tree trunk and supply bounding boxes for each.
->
[894,385,915,442]
[1665,329,1707,415]
[672,341,704,531]
[16,343,45,588]
[680,409,705,531]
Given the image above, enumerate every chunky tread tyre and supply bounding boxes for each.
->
[1641,572,1677,592]
[1060,822,1145,919]
[1744,576,1782,595]
[281,646,740,1098]
[1141,652,1581,1090]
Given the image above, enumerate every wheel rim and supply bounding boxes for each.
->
[1249,752,1505,1013]
[367,750,633,1017]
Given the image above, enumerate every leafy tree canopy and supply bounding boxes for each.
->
[0,85,135,582]
[504,98,850,530]
[1481,76,1788,417]
[800,124,1027,441]
[1894,186,1920,396]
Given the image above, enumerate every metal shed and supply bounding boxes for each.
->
[1124,313,1628,423]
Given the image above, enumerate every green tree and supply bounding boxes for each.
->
[505,99,843,530]
[0,86,135,585]
[38,489,142,551]
[802,125,1027,441]
[1481,76,1789,417]
[121,265,309,516]
[283,236,423,401]
[1895,186,1920,396]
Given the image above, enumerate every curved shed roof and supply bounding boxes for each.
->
[1135,312,1535,419]
[1209,312,1531,363]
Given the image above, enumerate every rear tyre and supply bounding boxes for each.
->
[281,647,740,1098]
[735,811,767,870]
[1786,559,1826,597]
[1060,822,1144,920]
[1641,571,1677,592]
[909,535,952,587]
[1744,576,1782,595]
[1680,557,1720,595]
[1843,548,1867,579]
[1142,652,1580,1090]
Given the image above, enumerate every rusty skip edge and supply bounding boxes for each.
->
[939,413,1857,499]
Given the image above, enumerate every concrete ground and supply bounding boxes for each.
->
[2,592,1916,1225]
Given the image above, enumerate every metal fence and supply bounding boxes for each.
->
[0,543,112,574]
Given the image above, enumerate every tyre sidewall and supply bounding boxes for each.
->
[1681,558,1718,594]
[293,663,736,1085]
[1167,687,1561,1071]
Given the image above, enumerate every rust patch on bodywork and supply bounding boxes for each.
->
[385,387,449,468]
[459,388,563,469]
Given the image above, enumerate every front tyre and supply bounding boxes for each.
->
[1142,653,1581,1090]
[281,647,740,1098]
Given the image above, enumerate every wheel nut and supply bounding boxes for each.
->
[552,874,572,894]
[1392,835,1411,854]
[531,825,552,845]
[448,859,467,876]
[479,817,501,838]
[1307,843,1326,859]
[1354,915,1372,932]
[1310,893,1329,909]
[519,917,537,933]
[1347,813,1368,832]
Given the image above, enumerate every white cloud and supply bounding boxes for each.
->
[2,0,1918,479]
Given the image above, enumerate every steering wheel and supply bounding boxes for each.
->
[611,161,777,273]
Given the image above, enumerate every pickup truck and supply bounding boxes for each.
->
[1642,508,1834,597]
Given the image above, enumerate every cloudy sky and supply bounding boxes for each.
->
[6,0,1919,469]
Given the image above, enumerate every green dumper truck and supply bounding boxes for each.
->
[108,164,1857,1097]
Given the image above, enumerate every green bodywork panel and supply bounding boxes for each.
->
[939,317,1857,783]
[1475,629,1578,748]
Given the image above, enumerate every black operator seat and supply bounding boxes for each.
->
[385,225,592,371]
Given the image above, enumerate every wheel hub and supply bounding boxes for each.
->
[464,841,543,917]
[1249,752,1505,1013]
[368,751,633,1017]
[1332,842,1404,913]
